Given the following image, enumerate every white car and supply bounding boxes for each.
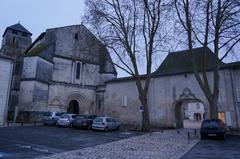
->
[92,117,120,131]
[56,113,77,127]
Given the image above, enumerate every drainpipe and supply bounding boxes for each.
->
[230,69,239,129]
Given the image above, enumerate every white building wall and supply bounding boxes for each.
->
[104,80,141,126]
[0,58,13,125]
[104,69,239,128]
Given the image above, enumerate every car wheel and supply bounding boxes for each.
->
[104,127,109,132]
[87,125,91,130]
[220,134,226,140]
[201,135,206,140]
[69,123,73,128]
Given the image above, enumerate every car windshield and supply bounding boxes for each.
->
[60,113,69,119]
[87,115,97,119]
[76,116,85,121]
[56,112,63,116]
[94,117,103,122]
[71,115,77,119]
[43,112,53,117]
[202,120,220,128]
[77,115,86,119]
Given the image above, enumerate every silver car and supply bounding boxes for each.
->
[92,117,120,131]
[56,113,77,127]
[43,112,63,126]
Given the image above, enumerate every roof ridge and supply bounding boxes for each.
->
[2,23,32,37]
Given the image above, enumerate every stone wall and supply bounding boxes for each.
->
[22,56,38,79]
[52,56,115,86]
[53,25,101,64]
[48,84,96,114]
[35,57,53,82]
[104,68,239,128]
[104,80,142,127]
[232,68,240,127]
[18,81,49,112]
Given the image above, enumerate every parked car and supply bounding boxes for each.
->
[72,115,98,129]
[200,119,227,140]
[92,117,120,131]
[56,113,78,127]
[43,112,64,126]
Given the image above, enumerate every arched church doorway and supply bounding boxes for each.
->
[68,100,79,114]
[174,99,206,128]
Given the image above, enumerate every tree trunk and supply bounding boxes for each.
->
[209,98,219,119]
[139,94,151,132]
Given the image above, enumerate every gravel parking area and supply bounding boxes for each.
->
[36,129,199,159]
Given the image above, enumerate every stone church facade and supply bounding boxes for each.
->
[0,23,117,121]
[0,23,239,129]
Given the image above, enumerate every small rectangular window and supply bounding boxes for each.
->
[76,62,81,79]
[12,30,18,35]
[22,33,27,37]
[13,37,16,44]
[122,96,127,107]
[74,33,78,40]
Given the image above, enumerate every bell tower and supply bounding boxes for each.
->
[1,23,32,58]
[0,23,32,119]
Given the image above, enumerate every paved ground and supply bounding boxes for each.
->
[0,126,143,159]
[36,129,199,159]
[181,135,240,159]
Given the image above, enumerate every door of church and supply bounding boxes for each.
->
[68,100,79,114]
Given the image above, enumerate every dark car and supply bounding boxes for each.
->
[200,119,227,140]
[72,115,98,129]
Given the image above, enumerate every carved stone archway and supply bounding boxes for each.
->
[173,88,207,128]
[66,92,87,114]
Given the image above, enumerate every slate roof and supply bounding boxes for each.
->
[152,47,226,76]
[107,47,240,83]
[3,23,32,37]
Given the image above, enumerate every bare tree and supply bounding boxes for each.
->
[174,0,240,119]
[85,0,170,131]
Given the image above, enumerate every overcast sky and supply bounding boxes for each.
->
[0,0,239,77]
[0,0,85,41]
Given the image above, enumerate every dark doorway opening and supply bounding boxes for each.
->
[68,100,79,114]
[175,101,184,128]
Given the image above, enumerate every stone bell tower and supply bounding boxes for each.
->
[0,23,32,58]
[0,23,32,120]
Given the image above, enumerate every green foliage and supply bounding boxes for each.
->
[27,44,48,56]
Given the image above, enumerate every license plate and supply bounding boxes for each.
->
[208,134,217,136]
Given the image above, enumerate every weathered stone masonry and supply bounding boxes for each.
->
[0,23,239,129]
